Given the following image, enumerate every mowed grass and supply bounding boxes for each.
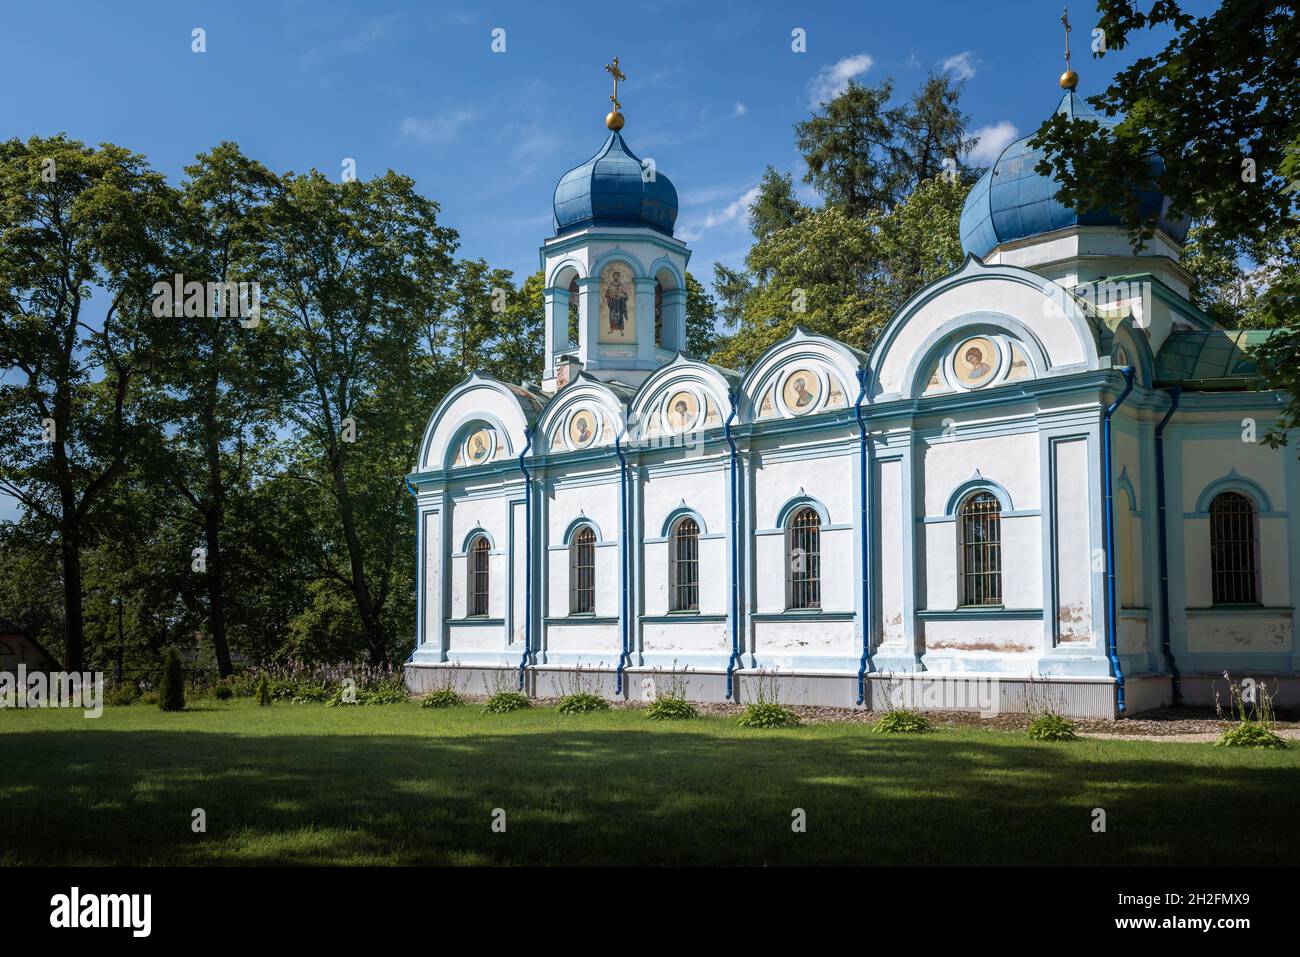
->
[1,700,1297,866]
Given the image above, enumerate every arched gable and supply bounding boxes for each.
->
[536,374,628,455]
[1103,315,1156,389]
[417,373,545,473]
[1193,469,1274,516]
[659,505,709,538]
[870,256,1103,401]
[741,326,864,423]
[628,354,737,444]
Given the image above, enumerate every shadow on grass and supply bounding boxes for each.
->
[1,725,1296,865]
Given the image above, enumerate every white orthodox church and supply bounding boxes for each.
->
[405,68,1298,718]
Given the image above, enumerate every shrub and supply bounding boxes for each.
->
[256,672,272,707]
[104,681,140,707]
[557,691,610,714]
[739,701,800,728]
[213,682,234,701]
[141,691,159,705]
[421,688,463,709]
[359,680,409,705]
[645,695,698,720]
[1028,712,1079,741]
[483,691,531,714]
[873,709,932,734]
[1215,672,1287,748]
[158,649,185,712]
[1217,720,1289,749]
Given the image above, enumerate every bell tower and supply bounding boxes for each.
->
[540,58,689,393]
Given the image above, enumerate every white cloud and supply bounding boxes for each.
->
[677,184,762,242]
[808,53,873,108]
[734,101,748,117]
[905,53,921,69]
[943,51,977,82]
[399,109,475,145]
[969,121,1019,166]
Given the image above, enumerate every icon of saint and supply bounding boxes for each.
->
[605,269,628,334]
[792,376,813,407]
[964,346,991,381]
[673,399,690,429]
[576,416,591,443]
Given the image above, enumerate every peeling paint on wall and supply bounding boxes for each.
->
[1058,602,1091,643]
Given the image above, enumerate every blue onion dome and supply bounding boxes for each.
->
[959,90,1190,259]
[553,129,678,237]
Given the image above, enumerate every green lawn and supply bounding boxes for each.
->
[1,700,1296,866]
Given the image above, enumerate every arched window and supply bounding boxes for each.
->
[570,526,596,614]
[670,517,700,612]
[960,492,1002,606]
[567,276,579,346]
[468,535,491,617]
[1210,492,1258,605]
[786,507,821,610]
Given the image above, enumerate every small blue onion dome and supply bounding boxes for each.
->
[553,131,678,236]
[959,91,1190,259]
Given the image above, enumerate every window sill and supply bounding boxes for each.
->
[450,617,504,626]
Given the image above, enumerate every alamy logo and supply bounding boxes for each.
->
[49,887,151,937]
[151,273,261,326]
[0,666,103,717]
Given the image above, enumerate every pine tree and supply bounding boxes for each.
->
[159,648,185,712]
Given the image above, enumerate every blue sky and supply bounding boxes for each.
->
[0,0,1215,522]
[1,0,1215,285]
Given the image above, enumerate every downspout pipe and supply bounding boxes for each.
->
[614,430,631,695]
[724,391,742,700]
[853,367,872,705]
[1103,367,1135,714]
[516,428,534,691]
[1155,386,1183,703]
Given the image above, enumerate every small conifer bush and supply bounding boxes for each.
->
[158,649,185,712]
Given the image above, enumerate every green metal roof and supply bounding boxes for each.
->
[1154,328,1280,389]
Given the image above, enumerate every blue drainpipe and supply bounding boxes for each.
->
[724,391,742,700]
[516,428,534,691]
[853,367,872,705]
[1155,386,1183,703]
[614,430,631,695]
[1103,367,1135,714]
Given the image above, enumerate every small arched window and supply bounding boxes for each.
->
[960,492,1002,606]
[670,517,700,612]
[786,507,821,610]
[566,276,580,347]
[468,535,491,617]
[1210,491,1258,605]
[570,526,596,614]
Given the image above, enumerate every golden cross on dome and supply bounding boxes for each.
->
[1061,7,1073,71]
[1059,7,1079,89]
[604,57,626,112]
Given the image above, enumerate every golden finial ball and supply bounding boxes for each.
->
[605,110,625,131]
[1059,69,1079,90]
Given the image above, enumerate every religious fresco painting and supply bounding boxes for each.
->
[665,390,699,433]
[568,408,598,449]
[598,263,636,344]
[782,369,820,413]
[465,428,493,464]
[954,336,998,388]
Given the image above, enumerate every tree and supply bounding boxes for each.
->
[142,142,285,677]
[900,73,976,187]
[684,273,720,359]
[712,177,968,369]
[0,135,170,670]
[1032,0,1298,249]
[1031,2,1298,454]
[748,166,806,245]
[261,169,458,664]
[796,80,909,219]
[158,646,185,711]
